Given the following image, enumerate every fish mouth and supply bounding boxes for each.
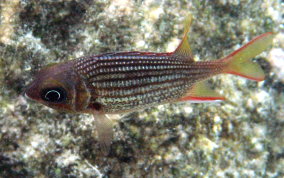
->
[23,82,38,101]
[24,91,34,101]
[23,87,33,100]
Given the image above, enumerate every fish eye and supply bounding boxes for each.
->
[41,87,67,103]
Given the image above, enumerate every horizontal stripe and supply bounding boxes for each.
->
[97,83,187,105]
[92,74,187,88]
[74,53,225,112]
[100,88,186,112]
[96,78,188,97]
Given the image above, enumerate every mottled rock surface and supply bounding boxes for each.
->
[0,0,283,177]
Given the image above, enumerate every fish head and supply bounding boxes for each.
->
[25,61,90,112]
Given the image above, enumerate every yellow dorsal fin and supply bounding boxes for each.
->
[173,14,194,61]
[179,80,225,102]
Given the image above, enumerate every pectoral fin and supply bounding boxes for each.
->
[179,80,225,102]
[93,114,115,154]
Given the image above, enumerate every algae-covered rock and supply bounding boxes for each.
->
[0,0,283,177]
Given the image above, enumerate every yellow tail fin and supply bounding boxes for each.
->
[222,32,275,81]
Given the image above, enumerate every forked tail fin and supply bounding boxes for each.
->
[221,32,275,81]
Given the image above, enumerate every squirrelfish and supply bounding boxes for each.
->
[25,15,274,149]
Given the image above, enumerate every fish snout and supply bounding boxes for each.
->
[23,82,39,101]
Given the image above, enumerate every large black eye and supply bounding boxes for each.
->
[41,87,67,103]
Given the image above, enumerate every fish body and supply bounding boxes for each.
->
[74,52,225,113]
[25,51,225,113]
[24,15,274,149]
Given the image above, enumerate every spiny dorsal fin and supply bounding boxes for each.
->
[179,80,225,102]
[173,14,194,61]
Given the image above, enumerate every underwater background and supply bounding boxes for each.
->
[0,0,283,177]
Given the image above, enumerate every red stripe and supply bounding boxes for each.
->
[226,71,264,81]
[180,96,226,101]
[221,32,274,61]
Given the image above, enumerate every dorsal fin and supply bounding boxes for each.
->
[173,14,194,61]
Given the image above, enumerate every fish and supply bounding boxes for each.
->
[24,15,274,151]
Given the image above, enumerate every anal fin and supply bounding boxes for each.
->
[179,80,225,102]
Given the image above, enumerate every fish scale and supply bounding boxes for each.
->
[96,84,187,112]
[74,54,223,112]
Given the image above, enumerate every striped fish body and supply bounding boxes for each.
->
[25,14,273,149]
[24,15,273,115]
[74,52,224,113]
